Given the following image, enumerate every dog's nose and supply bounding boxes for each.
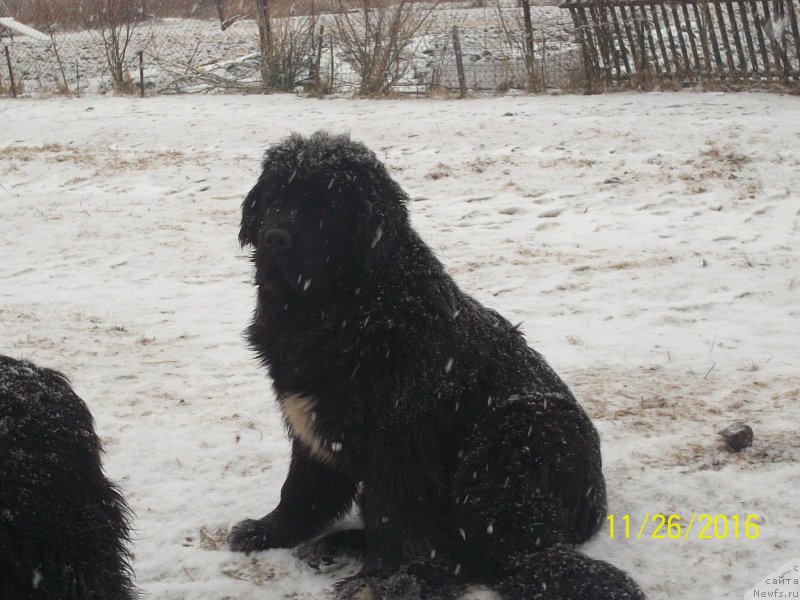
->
[263,228,293,251]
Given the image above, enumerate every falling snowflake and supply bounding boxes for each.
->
[370,226,383,248]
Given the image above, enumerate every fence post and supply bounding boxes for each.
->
[4,46,16,98]
[329,34,335,93]
[139,50,144,97]
[254,0,273,92]
[634,11,648,88]
[520,0,538,90]
[315,25,324,93]
[451,25,467,98]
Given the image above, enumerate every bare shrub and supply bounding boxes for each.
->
[492,0,542,90]
[267,8,322,91]
[29,0,73,94]
[146,3,321,94]
[251,0,323,92]
[331,0,440,95]
[82,0,144,93]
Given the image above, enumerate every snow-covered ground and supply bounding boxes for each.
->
[1,91,799,599]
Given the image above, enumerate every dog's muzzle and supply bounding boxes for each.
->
[262,228,293,252]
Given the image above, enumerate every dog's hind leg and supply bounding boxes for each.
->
[497,544,646,600]
[450,395,645,599]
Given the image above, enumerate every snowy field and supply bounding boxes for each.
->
[1,91,799,599]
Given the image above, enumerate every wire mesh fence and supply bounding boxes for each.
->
[1,0,797,97]
[0,2,581,97]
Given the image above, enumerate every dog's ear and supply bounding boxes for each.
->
[239,178,267,247]
[351,166,409,274]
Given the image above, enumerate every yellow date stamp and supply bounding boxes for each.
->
[607,513,761,541]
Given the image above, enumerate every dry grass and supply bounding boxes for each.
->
[572,362,800,472]
[0,144,197,172]
[649,140,763,198]
[426,162,453,179]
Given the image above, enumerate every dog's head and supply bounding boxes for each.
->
[240,132,409,302]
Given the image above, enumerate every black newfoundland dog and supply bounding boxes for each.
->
[230,132,645,600]
[0,356,136,600]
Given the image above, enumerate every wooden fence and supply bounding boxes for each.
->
[560,0,800,88]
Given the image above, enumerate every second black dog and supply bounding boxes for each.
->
[230,132,645,600]
[0,355,136,600]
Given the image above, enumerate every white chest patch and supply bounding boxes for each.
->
[281,393,335,462]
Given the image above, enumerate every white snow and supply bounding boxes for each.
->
[1,90,799,599]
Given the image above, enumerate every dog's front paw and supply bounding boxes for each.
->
[229,510,304,553]
[229,518,272,553]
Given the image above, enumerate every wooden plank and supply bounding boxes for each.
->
[737,0,761,73]
[577,5,602,85]
[701,0,726,71]
[619,4,643,73]
[691,2,712,71]
[660,2,681,72]
[787,0,800,76]
[651,1,673,73]
[761,0,787,79]
[748,0,772,76]
[725,1,748,73]
[681,1,703,69]
[609,4,634,74]
[582,5,603,79]
[670,0,693,70]
[633,4,651,78]
[590,2,614,81]
[713,1,738,72]
[639,4,663,75]
[598,0,625,80]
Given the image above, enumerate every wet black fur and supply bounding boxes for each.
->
[0,356,136,600]
[230,132,645,600]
